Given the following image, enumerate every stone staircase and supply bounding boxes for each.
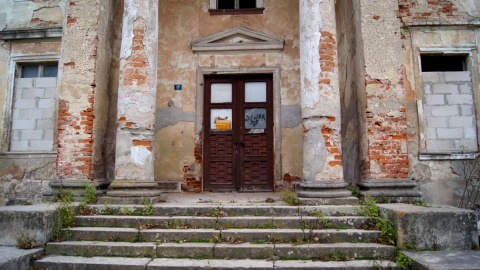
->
[33,203,398,269]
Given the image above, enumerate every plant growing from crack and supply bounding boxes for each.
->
[359,193,396,245]
[52,189,75,240]
[279,187,299,206]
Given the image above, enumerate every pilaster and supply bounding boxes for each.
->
[298,0,357,204]
[104,0,161,203]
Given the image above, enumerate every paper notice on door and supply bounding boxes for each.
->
[216,120,231,130]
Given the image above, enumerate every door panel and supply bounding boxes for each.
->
[204,75,273,191]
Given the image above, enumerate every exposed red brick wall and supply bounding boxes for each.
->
[398,0,462,24]
[56,3,99,180]
[361,75,410,180]
[120,18,148,88]
[56,98,95,179]
[319,31,343,168]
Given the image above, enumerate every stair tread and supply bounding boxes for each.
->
[48,240,393,248]
[35,255,397,269]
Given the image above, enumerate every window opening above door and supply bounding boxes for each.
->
[210,0,264,15]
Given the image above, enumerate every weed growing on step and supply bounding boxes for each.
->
[142,198,155,216]
[410,199,427,207]
[313,251,350,261]
[279,188,299,206]
[84,183,97,204]
[394,249,412,270]
[347,183,360,198]
[16,233,38,249]
[101,205,114,215]
[359,193,396,245]
[52,189,75,240]
[308,210,333,229]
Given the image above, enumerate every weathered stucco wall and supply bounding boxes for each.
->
[156,0,301,189]
[401,0,480,206]
[0,0,66,31]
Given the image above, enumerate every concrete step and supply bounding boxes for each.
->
[83,204,360,217]
[34,256,398,269]
[63,227,382,243]
[46,241,395,260]
[75,215,366,230]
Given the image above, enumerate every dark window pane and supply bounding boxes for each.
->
[421,55,467,72]
[239,0,256,8]
[218,0,235,9]
[43,64,58,77]
[21,65,39,78]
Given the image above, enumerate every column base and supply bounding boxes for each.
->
[44,179,108,202]
[101,180,162,204]
[296,181,359,205]
[357,178,422,203]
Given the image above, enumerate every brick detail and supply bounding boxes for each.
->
[318,31,342,168]
[398,0,464,25]
[361,74,410,180]
[56,3,100,180]
[120,18,148,87]
[56,99,95,179]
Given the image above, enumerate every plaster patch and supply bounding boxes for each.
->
[281,105,302,128]
[300,0,322,110]
[155,107,195,131]
[130,146,152,165]
[303,126,327,181]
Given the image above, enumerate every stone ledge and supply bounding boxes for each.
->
[0,204,57,246]
[379,204,478,251]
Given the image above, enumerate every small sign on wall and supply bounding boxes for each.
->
[174,84,182,90]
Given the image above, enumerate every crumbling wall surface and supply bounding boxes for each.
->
[335,0,360,183]
[379,204,479,251]
[399,0,480,26]
[56,0,103,180]
[356,0,409,180]
[156,0,301,186]
[91,0,115,181]
[403,26,480,205]
[104,0,124,181]
[0,0,67,31]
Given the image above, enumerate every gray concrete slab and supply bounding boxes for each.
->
[379,204,478,250]
[0,204,56,246]
[0,246,43,270]
[404,250,480,270]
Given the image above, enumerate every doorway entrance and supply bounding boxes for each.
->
[203,74,274,191]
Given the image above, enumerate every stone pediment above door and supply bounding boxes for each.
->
[191,26,284,53]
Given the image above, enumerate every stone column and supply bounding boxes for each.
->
[103,0,161,203]
[297,0,357,204]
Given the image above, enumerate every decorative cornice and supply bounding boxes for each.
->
[0,27,63,40]
[191,26,284,53]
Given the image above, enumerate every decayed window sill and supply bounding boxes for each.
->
[419,151,480,160]
[209,8,264,15]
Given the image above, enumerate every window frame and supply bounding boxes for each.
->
[415,47,480,160]
[1,53,60,153]
[209,0,264,15]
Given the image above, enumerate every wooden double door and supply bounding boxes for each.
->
[204,75,274,191]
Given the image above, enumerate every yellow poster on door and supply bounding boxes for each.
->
[216,120,231,130]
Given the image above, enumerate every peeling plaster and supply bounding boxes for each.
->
[155,107,195,131]
[299,0,322,110]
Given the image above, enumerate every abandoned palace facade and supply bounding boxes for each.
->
[1,0,480,206]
